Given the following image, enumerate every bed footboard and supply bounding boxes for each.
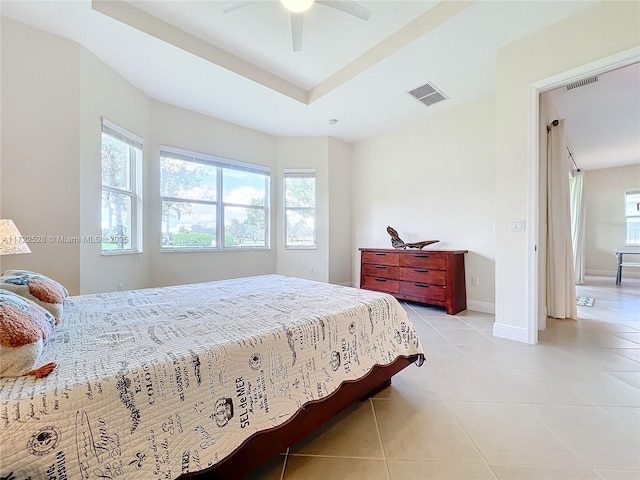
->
[179,354,423,480]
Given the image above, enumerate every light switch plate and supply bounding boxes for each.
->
[510,220,525,231]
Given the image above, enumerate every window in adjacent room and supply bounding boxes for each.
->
[284,169,316,249]
[160,147,270,250]
[101,119,142,253]
[625,187,640,245]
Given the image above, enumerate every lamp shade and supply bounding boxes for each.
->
[0,219,32,255]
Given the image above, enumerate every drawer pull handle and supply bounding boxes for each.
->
[414,254,429,258]
[374,253,387,256]
[414,283,430,288]
[375,277,387,282]
[375,265,387,269]
[414,268,429,273]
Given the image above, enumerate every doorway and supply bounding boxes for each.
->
[527,49,640,343]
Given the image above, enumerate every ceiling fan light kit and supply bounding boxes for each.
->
[221,0,371,52]
[280,0,315,13]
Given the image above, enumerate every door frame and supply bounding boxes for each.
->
[526,47,640,343]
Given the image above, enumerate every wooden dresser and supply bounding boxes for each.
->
[359,248,468,315]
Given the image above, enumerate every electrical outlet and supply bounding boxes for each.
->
[117,283,124,291]
[471,277,479,286]
[308,267,313,274]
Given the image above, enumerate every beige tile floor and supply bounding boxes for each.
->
[248,276,640,480]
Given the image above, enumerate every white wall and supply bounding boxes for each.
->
[79,49,151,294]
[352,95,496,312]
[276,137,330,281]
[1,17,82,294]
[585,164,640,277]
[1,17,350,293]
[494,0,640,342]
[147,100,278,288]
[275,137,353,285]
[328,137,352,286]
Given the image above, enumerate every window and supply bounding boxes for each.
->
[160,147,270,250]
[284,170,316,249]
[101,119,142,253]
[625,188,640,246]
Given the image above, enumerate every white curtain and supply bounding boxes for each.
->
[546,119,577,319]
[570,170,586,285]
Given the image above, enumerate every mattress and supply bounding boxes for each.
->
[0,274,424,479]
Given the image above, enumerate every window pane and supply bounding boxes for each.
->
[161,157,217,201]
[101,133,131,190]
[625,191,640,217]
[223,170,266,206]
[224,206,266,247]
[286,208,315,247]
[102,191,132,250]
[162,201,216,248]
[627,217,640,245]
[285,177,315,208]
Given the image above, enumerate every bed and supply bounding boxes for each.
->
[0,274,424,479]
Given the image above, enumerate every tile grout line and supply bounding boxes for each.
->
[369,397,392,480]
[441,399,499,480]
[405,301,495,369]
[279,448,289,480]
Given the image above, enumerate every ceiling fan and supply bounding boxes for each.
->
[220,0,372,52]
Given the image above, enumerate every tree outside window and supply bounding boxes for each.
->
[160,148,269,250]
[284,170,316,249]
[101,120,141,253]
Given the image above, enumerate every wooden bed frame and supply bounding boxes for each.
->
[180,354,423,480]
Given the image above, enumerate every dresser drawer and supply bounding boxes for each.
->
[399,267,446,285]
[399,253,446,270]
[362,264,399,279]
[360,248,467,315]
[362,251,399,266]
[400,282,446,302]
[361,275,400,294]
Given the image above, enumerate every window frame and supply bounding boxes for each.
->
[160,146,270,251]
[283,169,317,250]
[624,187,640,246]
[100,119,143,255]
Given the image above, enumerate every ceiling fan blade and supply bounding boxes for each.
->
[220,1,255,14]
[316,0,371,21]
[291,12,303,52]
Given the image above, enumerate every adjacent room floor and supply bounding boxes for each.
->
[249,276,640,480]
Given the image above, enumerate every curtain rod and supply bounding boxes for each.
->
[547,119,581,172]
[566,144,580,172]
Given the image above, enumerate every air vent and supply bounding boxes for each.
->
[566,76,598,91]
[407,82,448,107]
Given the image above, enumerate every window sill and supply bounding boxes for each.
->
[101,249,142,256]
[160,247,270,253]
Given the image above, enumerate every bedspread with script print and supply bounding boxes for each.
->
[0,275,424,479]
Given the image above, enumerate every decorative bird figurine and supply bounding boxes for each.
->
[386,226,439,250]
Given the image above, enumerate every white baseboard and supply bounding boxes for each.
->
[585,269,615,277]
[466,300,495,314]
[586,269,640,279]
[493,322,531,344]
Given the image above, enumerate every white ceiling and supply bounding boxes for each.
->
[3,0,636,171]
[546,62,640,172]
